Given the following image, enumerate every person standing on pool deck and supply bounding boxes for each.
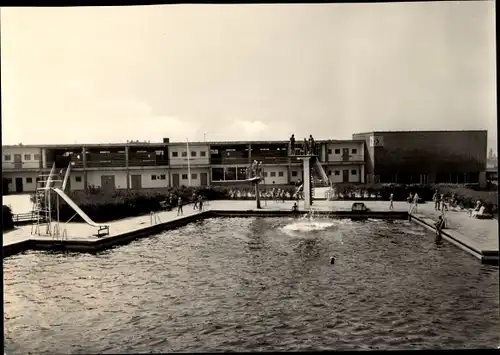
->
[177,197,183,216]
[198,194,204,212]
[192,192,198,210]
[389,193,394,210]
[412,193,419,213]
[432,190,439,211]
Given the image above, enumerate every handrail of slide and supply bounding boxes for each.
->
[313,157,329,183]
[51,188,108,228]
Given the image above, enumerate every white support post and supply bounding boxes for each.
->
[298,156,312,210]
[62,162,71,191]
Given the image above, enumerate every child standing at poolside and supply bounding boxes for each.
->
[389,193,394,210]
[177,197,183,216]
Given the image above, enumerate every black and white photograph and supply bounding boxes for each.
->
[2,2,498,353]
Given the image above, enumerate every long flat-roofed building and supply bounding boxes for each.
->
[2,137,366,193]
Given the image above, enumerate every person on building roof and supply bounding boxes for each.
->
[290,134,296,155]
[308,135,315,155]
[303,138,309,155]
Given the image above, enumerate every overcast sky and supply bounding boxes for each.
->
[1,2,496,149]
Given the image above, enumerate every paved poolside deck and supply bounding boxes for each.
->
[2,200,403,246]
[2,199,498,264]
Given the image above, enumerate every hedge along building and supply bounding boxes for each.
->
[352,130,488,186]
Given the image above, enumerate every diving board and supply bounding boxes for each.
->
[52,188,110,237]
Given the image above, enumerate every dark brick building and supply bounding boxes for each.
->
[352,130,488,185]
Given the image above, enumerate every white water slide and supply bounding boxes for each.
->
[52,187,110,236]
[312,156,329,184]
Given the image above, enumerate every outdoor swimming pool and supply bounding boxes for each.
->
[4,217,499,353]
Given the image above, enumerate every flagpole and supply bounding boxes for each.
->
[186,138,192,186]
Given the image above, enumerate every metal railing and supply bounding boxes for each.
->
[251,156,290,164]
[210,157,250,165]
[325,154,365,163]
[12,212,36,224]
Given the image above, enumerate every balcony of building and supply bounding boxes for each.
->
[210,144,250,165]
[84,147,126,168]
[128,146,169,167]
[289,141,322,158]
[250,142,289,164]
[46,147,84,169]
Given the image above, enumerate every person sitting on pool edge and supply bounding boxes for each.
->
[435,215,446,242]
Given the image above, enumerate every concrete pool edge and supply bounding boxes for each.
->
[3,209,498,266]
[409,214,499,265]
[2,210,408,258]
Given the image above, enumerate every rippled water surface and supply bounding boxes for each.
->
[4,217,499,354]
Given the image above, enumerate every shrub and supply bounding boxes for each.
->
[29,183,498,222]
[3,205,14,231]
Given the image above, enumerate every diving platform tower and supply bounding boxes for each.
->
[296,154,329,210]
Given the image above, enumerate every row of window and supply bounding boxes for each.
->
[151,174,199,180]
[4,153,41,161]
[4,148,359,162]
[264,171,285,177]
[327,148,358,155]
[329,170,358,176]
[171,151,207,158]
[4,175,83,184]
[151,175,167,180]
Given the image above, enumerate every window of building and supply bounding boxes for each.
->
[182,152,187,157]
[200,151,206,157]
[270,171,276,177]
[334,149,340,154]
[352,148,357,154]
[191,173,197,180]
[26,177,33,183]
[334,171,340,176]
[24,154,31,160]
[151,175,157,180]
[191,151,196,157]
[172,151,178,157]
[75,176,82,182]
[182,174,188,180]
[160,174,166,180]
[34,154,41,160]
[327,149,332,154]
[263,172,268,177]
[292,171,298,177]
[328,170,332,176]
[278,171,284,177]
[351,170,357,175]
[6,178,12,184]
[4,154,11,161]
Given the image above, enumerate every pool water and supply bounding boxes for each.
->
[4,217,499,353]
